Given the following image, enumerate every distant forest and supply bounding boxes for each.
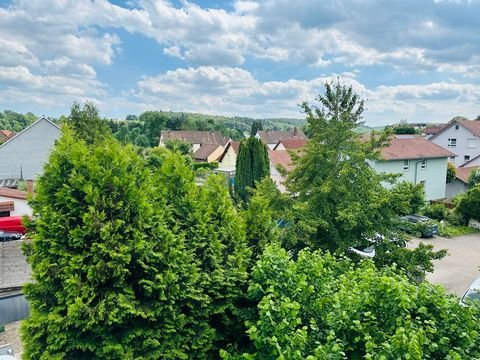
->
[0,109,307,147]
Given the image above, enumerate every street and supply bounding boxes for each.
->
[409,233,480,296]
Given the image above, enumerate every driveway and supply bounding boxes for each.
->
[409,233,480,296]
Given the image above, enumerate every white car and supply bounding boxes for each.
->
[460,277,480,306]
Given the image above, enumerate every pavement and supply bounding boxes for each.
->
[408,233,480,296]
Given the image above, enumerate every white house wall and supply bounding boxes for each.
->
[0,119,60,180]
[373,157,448,201]
[0,196,32,216]
[430,124,480,167]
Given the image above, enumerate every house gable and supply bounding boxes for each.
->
[0,117,61,180]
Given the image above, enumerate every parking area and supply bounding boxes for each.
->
[409,233,480,296]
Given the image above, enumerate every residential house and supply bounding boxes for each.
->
[273,139,308,151]
[0,130,15,143]
[446,166,480,198]
[461,154,480,168]
[159,130,229,152]
[217,141,240,168]
[193,144,225,163]
[0,187,31,217]
[372,136,455,201]
[423,124,445,139]
[0,117,61,181]
[268,150,294,193]
[429,119,480,167]
[255,128,306,149]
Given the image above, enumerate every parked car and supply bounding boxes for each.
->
[348,232,407,258]
[397,215,438,237]
[460,277,480,306]
[0,230,22,242]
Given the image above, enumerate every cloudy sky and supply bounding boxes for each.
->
[1,0,479,125]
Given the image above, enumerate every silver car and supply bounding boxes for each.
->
[460,277,480,306]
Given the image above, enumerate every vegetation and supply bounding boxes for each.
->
[249,120,263,137]
[468,168,480,188]
[68,101,112,144]
[224,245,480,359]
[456,185,480,222]
[0,110,36,133]
[22,128,251,359]
[446,162,457,183]
[392,119,417,134]
[390,181,426,215]
[234,137,270,203]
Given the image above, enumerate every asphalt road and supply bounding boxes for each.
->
[409,233,480,296]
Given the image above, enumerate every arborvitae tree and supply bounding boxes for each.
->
[21,129,201,359]
[250,120,263,137]
[242,178,280,259]
[68,101,111,144]
[234,137,270,203]
[154,151,251,357]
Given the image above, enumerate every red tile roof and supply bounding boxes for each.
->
[230,141,240,153]
[456,166,480,183]
[160,131,229,146]
[0,187,28,200]
[423,125,445,135]
[0,130,14,141]
[268,150,294,171]
[275,139,308,150]
[380,136,455,160]
[257,129,306,144]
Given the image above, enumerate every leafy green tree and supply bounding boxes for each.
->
[164,138,192,155]
[447,162,457,183]
[394,120,416,134]
[139,111,168,146]
[224,245,480,359]
[283,82,394,252]
[250,120,263,137]
[242,179,280,259]
[21,129,203,359]
[154,151,251,356]
[234,137,270,202]
[457,185,480,221]
[468,168,480,188]
[68,101,111,144]
[389,181,425,215]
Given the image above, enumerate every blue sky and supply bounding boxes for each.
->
[0,0,480,125]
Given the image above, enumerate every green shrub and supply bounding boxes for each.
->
[422,203,447,220]
[191,161,218,170]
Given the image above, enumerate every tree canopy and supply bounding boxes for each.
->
[234,137,270,203]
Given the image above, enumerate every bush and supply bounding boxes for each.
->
[422,203,447,220]
[456,185,480,221]
[191,161,218,170]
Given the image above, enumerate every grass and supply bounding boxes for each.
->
[437,223,479,238]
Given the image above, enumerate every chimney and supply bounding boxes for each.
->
[293,127,298,136]
[26,180,34,194]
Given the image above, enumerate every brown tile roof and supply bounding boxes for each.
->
[380,136,455,160]
[423,125,446,135]
[275,139,307,150]
[456,166,480,183]
[268,150,294,172]
[257,129,306,144]
[230,141,240,153]
[0,130,14,141]
[193,144,223,161]
[0,187,28,200]
[160,131,229,146]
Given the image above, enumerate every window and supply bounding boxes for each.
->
[449,156,456,162]
[455,124,460,130]
[467,138,478,149]
[464,155,470,162]
[403,160,409,170]
[448,138,457,147]
[420,159,427,169]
